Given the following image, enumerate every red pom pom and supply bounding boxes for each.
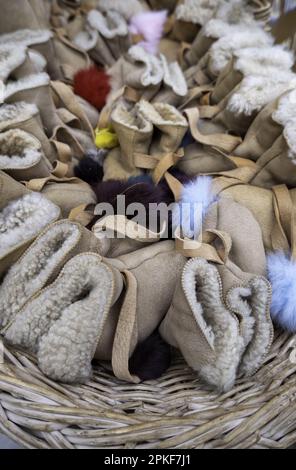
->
[73,66,111,111]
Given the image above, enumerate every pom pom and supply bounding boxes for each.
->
[129,331,171,381]
[129,10,168,55]
[73,66,111,111]
[74,156,104,184]
[267,251,296,332]
[172,176,217,239]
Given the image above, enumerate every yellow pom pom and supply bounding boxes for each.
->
[95,127,119,149]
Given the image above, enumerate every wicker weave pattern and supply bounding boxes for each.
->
[0,330,296,449]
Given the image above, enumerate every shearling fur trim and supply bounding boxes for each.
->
[0,29,53,47]
[5,254,115,384]
[28,50,47,73]
[112,102,153,132]
[176,0,218,25]
[214,0,255,24]
[172,176,217,239]
[272,89,296,126]
[0,193,60,262]
[234,45,294,76]
[0,102,38,131]
[227,73,296,116]
[0,45,27,81]
[4,73,50,100]
[284,120,296,163]
[128,45,164,86]
[209,29,273,75]
[97,0,146,20]
[0,221,80,329]
[137,100,187,127]
[182,258,244,391]
[234,277,273,376]
[87,10,128,38]
[0,129,41,170]
[74,28,99,51]
[204,19,259,39]
[160,55,188,97]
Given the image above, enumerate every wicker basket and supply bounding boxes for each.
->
[1,329,296,449]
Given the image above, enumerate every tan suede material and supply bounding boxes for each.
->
[160,198,272,390]
[159,39,181,64]
[172,20,201,44]
[234,96,284,161]
[94,241,186,382]
[249,135,296,188]
[213,175,296,252]
[0,0,43,32]
[0,171,30,211]
[108,55,162,102]
[204,198,267,276]
[149,0,178,12]
[52,34,91,82]
[1,110,58,164]
[104,103,153,181]
[178,143,238,176]
[211,58,244,104]
[184,31,216,67]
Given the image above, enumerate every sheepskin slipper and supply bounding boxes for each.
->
[0,129,52,181]
[0,220,107,330]
[0,190,60,278]
[0,102,57,164]
[160,257,245,391]
[4,253,123,384]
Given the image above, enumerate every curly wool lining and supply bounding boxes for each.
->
[227,277,273,376]
[0,44,27,81]
[234,45,294,76]
[0,193,60,260]
[0,102,38,131]
[0,221,81,329]
[87,10,128,38]
[0,29,53,47]
[175,0,219,24]
[160,55,188,97]
[5,254,115,384]
[97,0,146,20]
[182,258,245,392]
[273,89,296,126]
[128,45,164,87]
[227,72,296,116]
[204,19,259,39]
[74,27,99,51]
[0,129,41,170]
[209,29,273,75]
[137,100,187,127]
[4,73,50,100]
[112,102,153,132]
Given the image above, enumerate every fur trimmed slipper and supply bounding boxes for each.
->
[0,129,52,181]
[0,220,106,329]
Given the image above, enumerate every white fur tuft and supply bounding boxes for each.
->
[176,0,219,25]
[0,44,27,81]
[160,55,188,97]
[87,9,128,38]
[267,251,296,332]
[172,176,217,238]
[128,45,164,86]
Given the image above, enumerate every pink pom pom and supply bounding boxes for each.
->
[129,10,168,55]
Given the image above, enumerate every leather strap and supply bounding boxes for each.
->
[175,228,232,264]
[93,215,166,242]
[179,85,214,110]
[51,80,94,137]
[68,203,95,226]
[184,107,242,153]
[112,270,140,384]
[50,139,72,163]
